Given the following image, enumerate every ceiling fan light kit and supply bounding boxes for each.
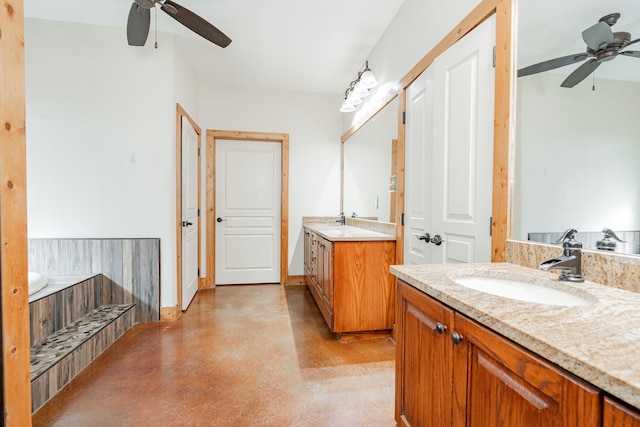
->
[517,12,640,88]
[126,0,232,49]
[340,61,378,113]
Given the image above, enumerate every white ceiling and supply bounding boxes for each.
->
[23,0,640,94]
[518,0,640,83]
[24,0,405,94]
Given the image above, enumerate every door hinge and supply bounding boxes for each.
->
[402,111,406,124]
[401,213,405,226]
[198,209,200,216]
[492,46,496,68]
[489,216,493,236]
[197,147,201,156]
[197,268,200,276]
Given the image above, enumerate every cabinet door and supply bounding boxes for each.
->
[451,313,601,427]
[396,281,455,427]
[303,229,311,275]
[603,396,640,427]
[320,237,333,308]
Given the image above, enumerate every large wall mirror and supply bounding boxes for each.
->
[513,0,640,255]
[343,98,398,223]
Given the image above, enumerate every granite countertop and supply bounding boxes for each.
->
[304,223,395,242]
[390,262,640,409]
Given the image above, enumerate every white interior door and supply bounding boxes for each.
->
[181,117,199,310]
[404,15,495,265]
[404,66,434,265]
[430,14,495,264]
[215,140,281,285]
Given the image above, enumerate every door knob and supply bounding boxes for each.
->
[417,233,431,242]
[216,217,224,223]
[430,235,444,246]
[182,221,193,227]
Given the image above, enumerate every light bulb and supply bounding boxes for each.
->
[359,69,377,89]
[340,102,356,112]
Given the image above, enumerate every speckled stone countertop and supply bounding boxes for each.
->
[390,262,640,409]
[304,223,395,242]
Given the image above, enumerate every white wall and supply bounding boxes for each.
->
[341,0,483,132]
[513,73,640,239]
[198,84,343,276]
[24,0,489,308]
[25,19,180,307]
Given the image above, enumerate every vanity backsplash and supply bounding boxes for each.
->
[302,216,395,235]
[506,239,640,294]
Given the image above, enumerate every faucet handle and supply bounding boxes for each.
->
[553,228,578,245]
[602,228,625,242]
[597,228,626,251]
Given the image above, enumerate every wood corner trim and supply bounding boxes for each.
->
[160,304,181,321]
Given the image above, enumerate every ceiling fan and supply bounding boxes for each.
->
[518,13,640,88]
[127,0,231,48]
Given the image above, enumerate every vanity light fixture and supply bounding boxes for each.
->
[339,60,378,113]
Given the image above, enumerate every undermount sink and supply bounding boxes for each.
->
[451,276,595,307]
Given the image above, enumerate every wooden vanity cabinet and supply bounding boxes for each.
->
[396,280,601,427]
[452,312,600,427]
[304,231,333,328]
[396,281,455,426]
[603,397,640,427]
[304,228,395,334]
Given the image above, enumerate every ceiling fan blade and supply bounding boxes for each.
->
[582,21,614,51]
[127,3,151,46]
[620,50,640,58]
[624,37,640,48]
[560,59,601,88]
[517,53,589,77]
[160,0,231,48]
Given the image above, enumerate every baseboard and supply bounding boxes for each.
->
[198,277,214,289]
[160,303,181,321]
[285,275,305,285]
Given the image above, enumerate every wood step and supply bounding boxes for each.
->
[30,304,135,412]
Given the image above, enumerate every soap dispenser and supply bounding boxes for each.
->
[596,228,625,251]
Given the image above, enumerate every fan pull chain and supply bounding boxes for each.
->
[592,71,596,91]
[154,7,158,49]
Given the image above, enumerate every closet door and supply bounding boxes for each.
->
[430,14,496,264]
[404,66,434,265]
[404,14,495,265]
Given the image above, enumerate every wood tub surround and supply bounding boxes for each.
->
[27,238,160,412]
[303,223,396,339]
[392,263,640,426]
[28,238,160,323]
[29,274,137,412]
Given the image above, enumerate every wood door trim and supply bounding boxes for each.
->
[206,130,290,286]
[173,104,202,317]
[1,0,33,423]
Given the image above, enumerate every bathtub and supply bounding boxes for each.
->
[28,272,48,295]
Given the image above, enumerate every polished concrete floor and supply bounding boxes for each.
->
[33,285,396,426]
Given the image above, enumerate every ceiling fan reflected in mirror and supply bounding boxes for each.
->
[127,0,232,48]
[518,13,640,88]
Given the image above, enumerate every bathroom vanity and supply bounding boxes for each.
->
[391,263,640,426]
[303,223,396,337]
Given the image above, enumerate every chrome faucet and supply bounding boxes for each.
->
[596,228,625,251]
[539,228,584,282]
[336,212,346,225]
